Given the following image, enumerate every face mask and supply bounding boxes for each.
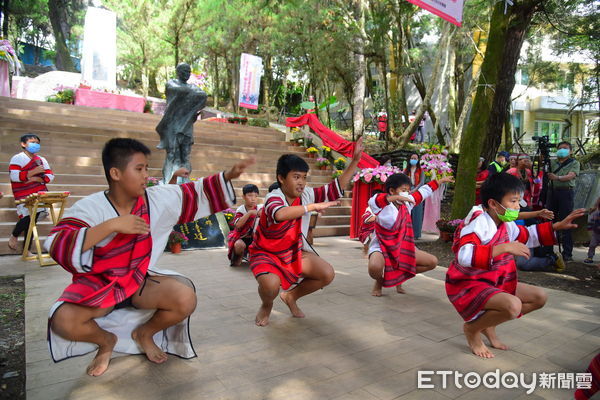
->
[26,143,40,153]
[495,202,520,223]
[409,159,418,166]
[556,148,570,158]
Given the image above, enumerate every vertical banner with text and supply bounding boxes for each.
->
[238,53,263,110]
[405,0,464,26]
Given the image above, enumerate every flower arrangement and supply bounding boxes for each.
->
[319,145,331,158]
[353,165,402,184]
[316,157,330,169]
[436,219,462,233]
[46,85,75,104]
[419,144,453,178]
[332,169,343,179]
[222,208,236,229]
[146,177,160,187]
[333,157,346,170]
[144,100,153,114]
[168,231,188,246]
[0,40,21,73]
[188,71,208,91]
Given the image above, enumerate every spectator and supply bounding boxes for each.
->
[487,151,510,175]
[546,141,580,262]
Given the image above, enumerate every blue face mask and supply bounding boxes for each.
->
[26,143,41,154]
[409,159,418,166]
[556,148,569,158]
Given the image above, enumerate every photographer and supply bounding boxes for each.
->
[546,141,580,262]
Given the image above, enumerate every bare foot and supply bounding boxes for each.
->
[482,327,509,350]
[132,327,168,364]
[255,303,272,326]
[463,323,494,358]
[279,292,305,318]
[395,284,405,294]
[371,281,382,297]
[230,256,242,267]
[86,332,117,377]
[8,235,18,251]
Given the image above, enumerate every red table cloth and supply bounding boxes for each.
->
[75,88,145,113]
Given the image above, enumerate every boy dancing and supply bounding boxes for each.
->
[250,138,364,326]
[446,173,584,358]
[367,173,453,296]
[44,138,253,376]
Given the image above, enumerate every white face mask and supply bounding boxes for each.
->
[395,191,410,204]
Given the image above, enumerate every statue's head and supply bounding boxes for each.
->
[176,63,191,82]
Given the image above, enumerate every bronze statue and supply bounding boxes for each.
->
[155,63,207,183]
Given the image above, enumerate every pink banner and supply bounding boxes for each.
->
[74,88,145,113]
[0,61,10,97]
[405,0,464,27]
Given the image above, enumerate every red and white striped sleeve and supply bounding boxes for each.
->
[456,214,493,270]
[264,192,286,224]
[40,156,54,184]
[177,172,236,224]
[9,154,27,182]
[44,199,96,274]
[368,193,390,215]
[507,221,556,248]
[311,178,344,203]
[409,180,439,206]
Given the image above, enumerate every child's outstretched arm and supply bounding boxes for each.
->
[553,208,586,231]
[224,158,256,182]
[274,200,339,222]
[517,209,553,221]
[337,136,364,189]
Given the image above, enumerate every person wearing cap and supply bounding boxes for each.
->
[546,141,580,262]
[487,151,510,175]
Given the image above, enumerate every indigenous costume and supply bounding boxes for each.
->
[44,173,235,362]
[368,180,440,287]
[226,204,263,261]
[445,206,555,322]
[249,179,343,290]
[358,206,375,244]
[9,152,54,218]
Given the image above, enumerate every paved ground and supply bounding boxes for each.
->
[1,236,599,400]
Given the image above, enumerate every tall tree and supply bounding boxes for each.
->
[451,0,544,219]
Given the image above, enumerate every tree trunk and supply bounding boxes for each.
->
[398,23,452,147]
[213,54,219,108]
[48,0,75,72]
[149,69,159,98]
[350,0,367,138]
[1,0,9,38]
[450,0,542,219]
[480,2,540,162]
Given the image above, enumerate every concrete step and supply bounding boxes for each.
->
[313,225,350,237]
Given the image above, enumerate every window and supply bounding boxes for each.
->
[512,112,523,136]
[534,120,569,144]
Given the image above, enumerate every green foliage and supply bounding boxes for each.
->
[248,118,270,128]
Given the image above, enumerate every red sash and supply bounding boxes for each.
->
[10,155,49,200]
[374,203,416,287]
[54,196,152,308]
[249,197,303,290]
[445,221,517,321]
[358,209,375,243]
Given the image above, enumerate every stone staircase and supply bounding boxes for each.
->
[0,97,351,255]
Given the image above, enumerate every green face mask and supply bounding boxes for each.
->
[495,202,520,223]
